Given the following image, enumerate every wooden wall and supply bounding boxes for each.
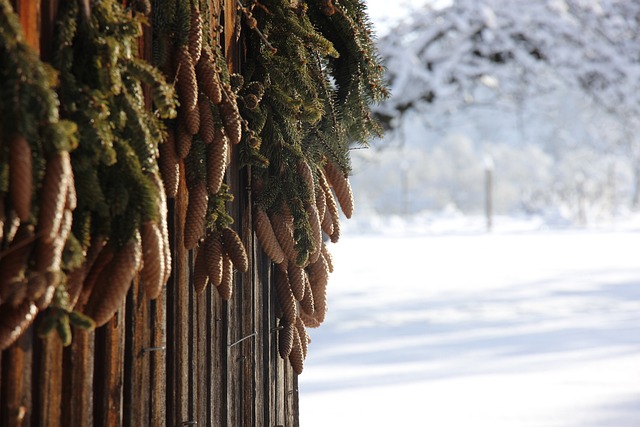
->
[0,1,299,425]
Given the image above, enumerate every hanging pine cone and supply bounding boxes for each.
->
[306,203,322,264]
[218,254,234,300]
[196,46,223,105]
[219,88,242,145]
[193,246,209,293]
[321,242,334,273]
[324,161,354,219]
[176,45,198,112]
[297,159,316,205]
[288,265,306,301]
[206,127,228,194]
[307,252,329,325]
[204,232,223,287]
[76,241,114,311]
[140,221,165,299]
[274,268,297,324]
[222,227,248,272]
[295,316,309,359]
[176,121,194,159]
[188,7,203,64]
[299,275,315,317]
[37,151,72,242]
[270,209,297,266]
[9,134,33,222]
[254,208,286,265]
[278,320,295,359]
[289,325,304,374]
[181,102,201,136]
[184,180,208,249]
[159,128,180,198]
[198,97,216,144]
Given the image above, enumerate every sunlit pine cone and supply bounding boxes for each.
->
[206,127,228,194]
[198,97,216,144]
[320,203,334,237]
[149,172,173,284]
[306,203,322,264]
[315,182,327,225]
[181,103,200,136]
[220,88,242,145]
[196,46,223,105]
[140,221,165,299]
[222,227,248,272]
[188,7,203,63]
[193,246,209,294]
[0,224,34,301]
[319,170,341,242]
[324,161,354,219]
[278,320,294,359]
[218,254,234,300]
[288,265,305,301]
[176,121,194,159]
[298,272,315,317]
[84,236,142,327]
[307,253,329,325]
[297,160,316,206]
[76,240,113,310]
[321,242,334,273]
[9,134,32,222]
[295,316,309,359]
[274,268,297,324]
[184,180,208,250]
[254,208,286,265]
[289,325,304,374]
[0,300,37,351]
[270,210,297,266]
[203,233,223,287]
[176,45,198,111]
[35,209,72,274]
[37,151,72,242]
[159,128,180,198]
[66,166,77,211]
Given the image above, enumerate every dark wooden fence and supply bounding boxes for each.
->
[0,1,299,425]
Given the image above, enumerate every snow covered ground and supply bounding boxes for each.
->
[298,215,640,426]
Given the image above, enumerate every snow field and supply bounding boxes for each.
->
[299,220,640,426]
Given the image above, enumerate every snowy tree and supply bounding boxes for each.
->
[359,0,640,220]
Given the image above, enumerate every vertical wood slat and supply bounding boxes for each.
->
[34,335,62,427]
[61,330,94,426]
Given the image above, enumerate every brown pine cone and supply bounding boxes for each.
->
[274,268,297,324]
[184,181,208,250]
[159,128,180,198]
[218,254,233,300]
[321,242,334,273]
[176,121,193,159]
[188,8,203,63]
[181,103,200,136]
[299,274,315,317]
[270,209,297,265]
[307,253,329,325]
[220,88,242,145]
[35,209,71,274]
[254,208,286,265]
[288,265,306,301]
[206,128,228,194]
[289,325,304,375]
[9,134,33,222]
[84,236,142,327]
[320,204,334,237]
[295,316,309,359]
[319,170,341,242]
[0,300,37,351]
[176,45,198,111]
[140,221,165,299]
[148,172,173,284]
[37,151,72,242]
[297,160,316,205]
[315,183,327,224]
[76,239,113,310]
[196,46,223,105]
[203,233,223,287]
[278,320,294,359]
[306,203,322,264]
[222,227,248,272]
[193,246,209,294]
[324,161,354,219]
[198,97,216,144]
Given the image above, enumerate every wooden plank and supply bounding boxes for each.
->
[194,269,208,427]
[1,330,32,426]
[61,329,94,426]
[15,0,40,52]
[209,283,225,427]
[148,295,166,426]
[34,334,63,427]
[93,306,125,427]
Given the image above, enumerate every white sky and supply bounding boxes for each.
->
[365,0,451,36]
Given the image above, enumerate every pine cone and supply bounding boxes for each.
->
[84,237,142,327]
[295,316,309,359]
[37,151,72,242]
[193,246,209,294]
[307,253,329,325]
[9,134,32,222]
[206,128,228,194]
[222,227,248,272]
[34,209,71,273]
[306,203,322,264]
[254,208,286,265]
[220,89,242,145]
[77,240,113,310]
[218,254,233,300]
[278,320,294,359]
[275,268,297,324]
[203,233,223,287]
[159,128,180,198]
[149,173,173,284]
[176,121,193,159]
[297,159,316,205]
[188,8,203,63]
[324,161,354,219]
[140,221,165,299]
[288,265,306,301]
[319,170,341,242]
[198,97,216,144]
[299,274,315,317]
[0,300,37,351]
[181,103,200,135]
[176,45,198,111]
[289,326,305,375]
[320,204,334,237]
[196,46,223,105]
[270,209,297,265]
[184,180,208,249]
[315,183,327,224]
[321,242,334,273]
